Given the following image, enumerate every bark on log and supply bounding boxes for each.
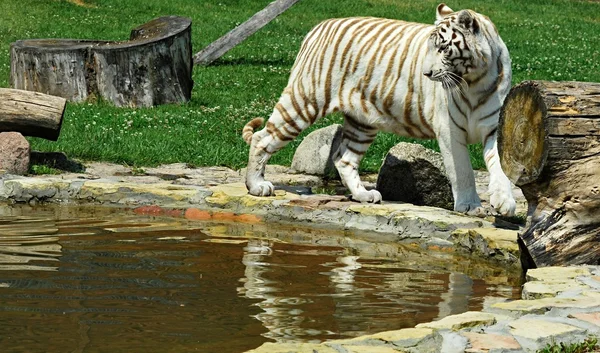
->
[10,16,192,107]
[498,80,600,269]
[0,88,66,141]
[194,0,302,66]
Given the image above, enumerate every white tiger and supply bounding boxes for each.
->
[242,3,516,216]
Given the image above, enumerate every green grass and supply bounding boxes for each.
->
[538,337,599,353]
[1,0,599,172]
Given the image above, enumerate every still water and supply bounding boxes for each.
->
[0,205,521,353]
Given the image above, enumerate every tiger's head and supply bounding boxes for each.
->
[423,3,497,89]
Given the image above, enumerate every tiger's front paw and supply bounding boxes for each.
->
[351,189,382,203]
[247,181,275,197]
[490,189,516,217]
[455,201,489,218]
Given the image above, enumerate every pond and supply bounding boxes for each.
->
[0,204,522,353]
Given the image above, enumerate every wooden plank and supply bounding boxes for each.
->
[194,0,302,66]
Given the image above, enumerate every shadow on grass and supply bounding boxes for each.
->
[30,151,85,173]
[206,57,294,67]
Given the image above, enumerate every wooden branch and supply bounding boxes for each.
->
[194,0,302,66]
[498,80,600,269]
[0,88,66,141]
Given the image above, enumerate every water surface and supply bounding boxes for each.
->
[0,205,521,353]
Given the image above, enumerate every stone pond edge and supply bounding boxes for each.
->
[0,175,520,265]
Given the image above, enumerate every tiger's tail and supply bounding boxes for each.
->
[242,118,265,145]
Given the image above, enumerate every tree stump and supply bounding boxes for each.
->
[498,80,600,268]
[10,16,192,107]
[0,88,66,141]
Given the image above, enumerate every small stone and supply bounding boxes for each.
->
[462,332,522,353]
[245,342,337,353]
[509,319,586,352]
[522,280,588,299]
[492,296,600,314]
[376,142,453,210]
[291,124,342,177]
[526,266,591,282]
[569,312,600,328]
[0,132,30,175]
[334,327,437,348]
[416,311,496,331]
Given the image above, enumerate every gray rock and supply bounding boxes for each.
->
[0,132,30,175]
[376,142,453,210]
[291,124,342,178]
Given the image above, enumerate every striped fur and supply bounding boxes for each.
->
[243,3,516,216]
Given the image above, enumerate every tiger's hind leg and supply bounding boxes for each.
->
[333,115,381,203]
[246,88,319,196]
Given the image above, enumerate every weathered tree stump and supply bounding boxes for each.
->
[10,16,192,107]
[0,88,66,141]
[498,80,600,269]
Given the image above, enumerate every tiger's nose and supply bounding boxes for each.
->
[423,70,433,77]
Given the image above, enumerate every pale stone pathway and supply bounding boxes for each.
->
[246,266,600,353]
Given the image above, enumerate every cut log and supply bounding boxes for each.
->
[194,0,302,65]
[0,88,66,141]
[10,16,192,107]
[498,80,600,269]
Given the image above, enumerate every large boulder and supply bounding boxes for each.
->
[291,124,342,178]
[0,132,30,175]
[376,142,453,210]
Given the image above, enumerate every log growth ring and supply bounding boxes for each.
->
[499,81,549,186]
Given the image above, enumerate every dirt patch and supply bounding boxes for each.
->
[67,0,96,8]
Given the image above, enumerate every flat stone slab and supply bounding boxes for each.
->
[509,319,588,352]
[416,311,497,331]
[526,266,592,282]
[492,296,600,315]
[522,280,588,299]
[461,332,522,353]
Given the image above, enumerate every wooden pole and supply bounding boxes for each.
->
[194,0,302,66]
[498,80,600,269]
[0,88,66,141]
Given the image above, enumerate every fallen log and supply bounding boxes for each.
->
[10,16,192,107]
[498,80,600,269]
[0,88,66,141]
[194,0,302,65]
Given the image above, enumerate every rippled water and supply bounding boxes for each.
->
[0,205,522,353]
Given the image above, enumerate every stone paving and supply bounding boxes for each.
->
[246,266,600,353]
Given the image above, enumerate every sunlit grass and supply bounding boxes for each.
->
[1,0,599,172]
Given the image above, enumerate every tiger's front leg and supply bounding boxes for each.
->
[482,129,516,217]
[437,125,486,216]
[333,117,382,203]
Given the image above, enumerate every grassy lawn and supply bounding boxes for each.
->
[1,0,599,172]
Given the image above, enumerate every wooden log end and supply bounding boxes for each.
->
[498,81,549,186]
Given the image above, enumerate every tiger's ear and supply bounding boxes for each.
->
[457,10,480,34]
[436,3,454,21]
